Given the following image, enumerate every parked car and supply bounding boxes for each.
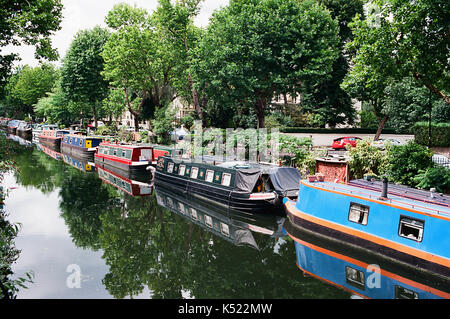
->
[331,136,362,150]
[371,138,402,149]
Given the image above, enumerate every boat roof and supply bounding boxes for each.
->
[100,142,152,149]
[303,179,450,218]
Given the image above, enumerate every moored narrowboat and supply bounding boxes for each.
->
[7,120,19,134]
[61,134,103,159]
[39,128,71,150]
[97,165,153,197]
[94,142,154,173]
[284,179,450,278]
[16,121,32,139]
[283,218,450,299]
[155,156,301,213]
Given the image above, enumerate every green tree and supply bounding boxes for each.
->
[192,0,340,128]
[343,0,450,138]
[101,3,176,132]
[60,26,110,128]
[0,0,63,95]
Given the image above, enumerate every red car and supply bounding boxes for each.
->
[332,136,362,150]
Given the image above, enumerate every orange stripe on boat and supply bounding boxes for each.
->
[287,231,450,299]
[285,201,450,269]
[300,180,450,222]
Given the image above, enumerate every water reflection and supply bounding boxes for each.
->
[3,139,352,298]
[283,218,450,299]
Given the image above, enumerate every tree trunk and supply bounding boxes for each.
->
[413,72,450,105]
[374,115,388,141]
[255,95,267,129]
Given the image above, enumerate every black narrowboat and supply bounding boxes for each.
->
[154,156,301,213]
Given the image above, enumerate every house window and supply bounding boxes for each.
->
[221,173,231,187]
[345,266,365,290]
[398,216,424,242]
[191,167,199,179]
[167,162,174,173]
[179,165,186,176]
[205,170,214,183]
[348,202,369,225]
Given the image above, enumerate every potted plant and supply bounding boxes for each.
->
[307,175,317,182]
[316,172,325,182]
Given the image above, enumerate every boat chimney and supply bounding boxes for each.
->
[430,188,436,199]
[379,177,388,200]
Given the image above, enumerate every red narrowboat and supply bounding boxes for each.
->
[94,142,154,173]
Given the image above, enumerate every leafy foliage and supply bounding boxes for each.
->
[413,166,450,193]
[386,141,433,186]
[348,139,389,179]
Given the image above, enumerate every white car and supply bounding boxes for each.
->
[372,138,402,148]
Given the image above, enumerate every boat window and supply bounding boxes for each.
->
[69,137,73,143]
[345,266,365,290]
[205,215,213,228]
[221,173,232,187]
[179,165,186,176]
[178,202,186,214]
[113,149,118,156]
[122,150,126,158]
[191,167,199,179]
[190,208,198,220]
[348,203,369,225]
[220,223,230,237]
[398,216,424,242]
[79,139,83,146]
[395,285,418,299]
[125,150,132,159]
[205,170,214,183]
[167,162,174,173]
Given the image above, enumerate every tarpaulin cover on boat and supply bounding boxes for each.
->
[234,168,262,193]
[269,167,301,193]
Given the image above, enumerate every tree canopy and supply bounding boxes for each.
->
[192,0,340,128]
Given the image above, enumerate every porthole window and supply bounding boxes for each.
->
[220,223,230,237]
[398,216,424,242]
[191,167,199,179]
[205,215,213,228]
[395,285,418,299]
[345,266,365,290]
[205,170,214,183]
[348,202,369,225]
[221,173,231,187]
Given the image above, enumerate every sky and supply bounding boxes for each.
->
[6,0,229,68]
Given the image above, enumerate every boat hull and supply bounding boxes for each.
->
[39,136,61,150]
[61,143,95,160]
[94,155,150,174]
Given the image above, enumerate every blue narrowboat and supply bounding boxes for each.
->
[61,134,103,159]
[283,218,450,299]
[284,179,450,278]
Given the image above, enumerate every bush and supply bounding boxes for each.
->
[413,166,450,194]
[414,122,450,147]
[386,141,433,186]
[348,139,389,179]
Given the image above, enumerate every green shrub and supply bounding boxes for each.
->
[348,139,389,179]
[413,166,450,194]
[386,141,433,186]
[414,122,450,147]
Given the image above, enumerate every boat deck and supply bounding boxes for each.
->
[303,180,450,218]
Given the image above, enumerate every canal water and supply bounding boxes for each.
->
[2,137,350,299]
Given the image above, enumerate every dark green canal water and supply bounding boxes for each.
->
[1,137,350,299]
